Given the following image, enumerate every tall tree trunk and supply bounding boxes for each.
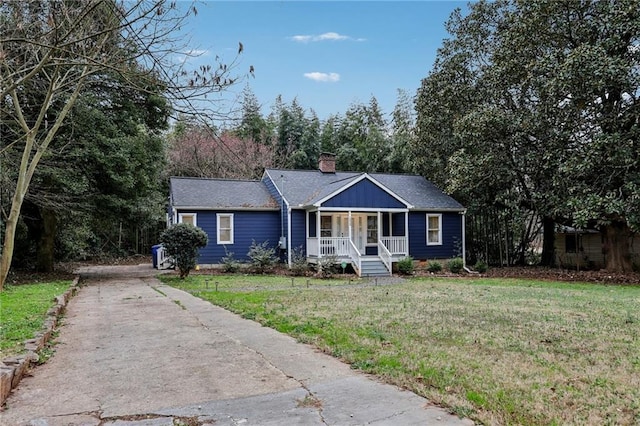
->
[36,208,57,273]
[540,216,556,267]
[602,221,632,272]
[0,191,25,291]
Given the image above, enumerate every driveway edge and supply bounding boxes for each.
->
[0,275,81,407]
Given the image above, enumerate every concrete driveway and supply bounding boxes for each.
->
[1,265,473,425]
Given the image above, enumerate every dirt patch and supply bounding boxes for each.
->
[5,270,76,286]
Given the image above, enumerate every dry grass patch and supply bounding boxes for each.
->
[161,275,640,425]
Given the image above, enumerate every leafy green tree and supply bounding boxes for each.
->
[319,114,342,154]
[414,0,640,271]
[236,85,271,145]
[337,97,390,172]
[160,223,208,279]
[16,78,170,271]
[0,0,245,289]
[388,89,415,173]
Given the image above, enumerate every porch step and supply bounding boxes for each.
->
[359,259,391,277]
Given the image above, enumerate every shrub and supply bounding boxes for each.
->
[290,246,310,276]
[247,240,278,273]
[316,254,339,278]
[474,260,488,273]
[397,256,414,275]
[448,257,464,273]
[160,223,208,279]
[426,260,442,273]
[221,248,241,273]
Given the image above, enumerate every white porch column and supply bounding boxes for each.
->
[348,210,352,239]
[316,209,321,257]
[389,212,393,237]
[405,211,409,255]
[377,211,381,241]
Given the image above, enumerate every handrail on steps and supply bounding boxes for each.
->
[378,240,392,272]
[348,239,362,276]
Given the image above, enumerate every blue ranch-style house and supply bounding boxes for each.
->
[168,153,466,276]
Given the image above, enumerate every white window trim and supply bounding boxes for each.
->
[178,213,197,227]
[217,213,234,244]
[426,214,442,246]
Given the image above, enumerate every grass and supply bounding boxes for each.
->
[160,274,640,425]
[0,281,72,359]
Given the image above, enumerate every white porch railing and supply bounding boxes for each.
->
[307,237,319,256]
[308,236,407,258]
[381,236,407,255]
[378,240,392,272]
[318,237,351,256]
[348,239,362,273]
[307,237,350,257]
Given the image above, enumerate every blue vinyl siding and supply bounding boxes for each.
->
[322,179,406,209]
[291,209,306,256]
[392,213,406,236]
[381,212,407,236]
[382,213,390,236]
[408,212,462,259]
[177,209,280,264]
[308,211,317,237]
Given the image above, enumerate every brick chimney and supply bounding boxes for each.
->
[318,152,336,173]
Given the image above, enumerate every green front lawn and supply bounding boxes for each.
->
[0,281,72,358]
[161,274,640,425]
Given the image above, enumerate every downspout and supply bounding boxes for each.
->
[287,206,292,267]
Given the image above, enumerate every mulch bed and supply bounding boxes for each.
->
[7,259,640,286]
[481,266,640,285]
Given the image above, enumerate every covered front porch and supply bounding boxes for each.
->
[305,209,408,276]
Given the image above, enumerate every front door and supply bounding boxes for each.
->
[338,214,367,253]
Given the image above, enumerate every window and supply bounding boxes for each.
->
[217,213,234,244]
[367,215,378,244]
[426,214,442,245]
[178,213,196,226]
[565,234,580,253]
[320,216,332,237]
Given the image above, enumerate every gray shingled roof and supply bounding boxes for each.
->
[170,177,278,209]
[264,169,464,210]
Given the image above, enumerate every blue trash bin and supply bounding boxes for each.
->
[151,244,162,269]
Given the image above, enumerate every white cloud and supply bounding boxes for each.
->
[290,32,364,43]
[174,49,210,64]
[316,32,348,41]
[291,35,313,43]
[184,49,209,56]
[304,72,340,82]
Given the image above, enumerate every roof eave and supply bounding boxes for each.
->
[410,207,466,213]
[173,206,280,211]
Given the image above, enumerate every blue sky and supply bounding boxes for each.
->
[182,1,468,121]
